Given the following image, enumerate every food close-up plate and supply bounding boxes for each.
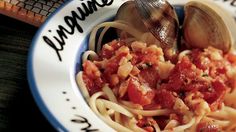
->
[27,0,236,131]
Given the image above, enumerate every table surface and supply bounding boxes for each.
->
[0,14,55,131]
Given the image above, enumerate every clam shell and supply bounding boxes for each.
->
[115,1,161,46]
[183,0,236,53]
[115,1,148,36]
[134,0,179,48]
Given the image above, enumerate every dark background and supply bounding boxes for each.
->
[0,14,55,131]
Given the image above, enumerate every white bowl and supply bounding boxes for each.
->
[27,0,236,131]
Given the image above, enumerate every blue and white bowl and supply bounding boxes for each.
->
[27,0,236,131]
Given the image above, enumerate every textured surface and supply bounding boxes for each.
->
[5,0,63,16]
[0,0,64,26]
[0,14,55,131]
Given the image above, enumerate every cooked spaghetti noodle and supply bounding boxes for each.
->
[76,20,236,132]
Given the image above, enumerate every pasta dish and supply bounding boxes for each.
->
[76,1,236,132]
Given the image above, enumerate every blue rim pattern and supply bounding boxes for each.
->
[27,0,73,131]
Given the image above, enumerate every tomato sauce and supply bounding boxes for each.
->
[82,40,236,131]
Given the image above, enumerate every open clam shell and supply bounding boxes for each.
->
[183,0,236,53]
[134,0,179,50]
[115,1,161,45]
[115,1,148,34]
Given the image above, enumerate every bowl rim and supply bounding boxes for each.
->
[26,0,236,131]
[27,0,73,131]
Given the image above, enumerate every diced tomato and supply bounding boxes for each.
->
[82,60,104,95]
[105,59,119,74]
[131,46,161,65]
[212,80,226,94]
[83,60,101,79]
[99,46,114,59]
[216,67,227,74]
[82,74,94,91]
[142,47,162,65]
[99,40,125,59]
[210,80,227,111]
[163,75,183,92]
[203,80,227,111]
[197,122,220,132]
[176,56,194,70]
[110,39,125,50]
[209,62,227,79]
[164,57,201,92]
[103,52,128,78]
[142,54,159,65]
[127,77,155,106]
[101,49,129,88]
[192,49,210,70]
[155,89,176,109]
[185,80,210,92]
[226,53,236,64]
[177,58,201,80]
[82,73,103,95]
[131,52,143,65]
[139,67,160,88]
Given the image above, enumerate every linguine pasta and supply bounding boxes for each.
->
[76,20,236,132]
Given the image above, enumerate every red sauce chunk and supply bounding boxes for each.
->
[155,89,176,109]
[82,60,104,95]
[127,77,155,106]
[139,67,160,88]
